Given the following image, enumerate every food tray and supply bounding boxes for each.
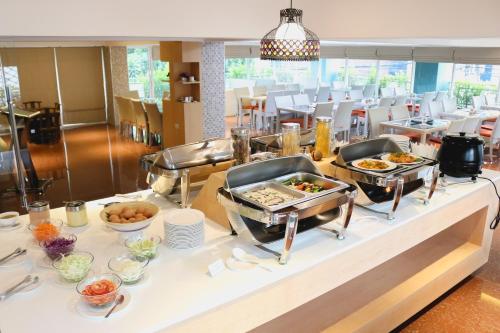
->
[343,153,434,177]
[230,181,306,212]
[273,172,349,197]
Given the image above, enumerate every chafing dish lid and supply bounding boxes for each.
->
[142,138,233,171]
[251,130,315,149]
[335,138,402,166]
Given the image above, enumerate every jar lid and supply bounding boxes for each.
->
[231,127,250,136]
[281,123,301,129]
[65,200,86,212]
[316,116,333,123]
[28,200,49,212]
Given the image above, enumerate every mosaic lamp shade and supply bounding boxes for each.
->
[260,5,320,61]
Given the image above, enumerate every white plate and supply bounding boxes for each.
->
[0,222,23,232]
[380,153,424,165]
[351,159,398,172]
[73,289,131,319]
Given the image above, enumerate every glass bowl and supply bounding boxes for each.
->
[53,251,94,282]
[76,273,122,307]
[108,254,149,284]
[29,218,63,242]
[41,233,77,260]
[124,235,161,260]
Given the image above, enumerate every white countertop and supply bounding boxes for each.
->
[0,170,499,333]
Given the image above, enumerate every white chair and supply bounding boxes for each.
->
[303,88,317,103]
[378,97,394,108]
[316,86,330,103]
[331,90,346,104]
[363,84,377,99]
[380,87,395,97]
[368,107,390,139]
[292,94,310,107]
[233,87,253,125]
[349,89,364,101]
[312,102,334,127]
[394,86,407,96]
[420,92,437,117]
[332,81,345,90]
[334,101,355,142]
[472,95,486,110]
[434,91,447,102]
[393,95,407,106]
[257,90,283,132]
[351,85,365,92]
[442,96,458,113]
[391,105,410,121]
[446,118,466,134]
[481,115,500,162]
[253,86,267,97]
[271,84,286,91]
[275,95,294,109]
[462,116,482,134]
[286,83,301,92]
[485,94,497,106]
[255,79,276,88]
[429,101,445,119]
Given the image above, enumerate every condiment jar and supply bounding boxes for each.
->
[28,201,50,226]
[281,123,301,156]
[315,117,333,157]
[231,127,250,165]
[65,200,88,227]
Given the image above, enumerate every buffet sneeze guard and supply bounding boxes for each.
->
[330,138,440,220]
[217,156,356,264]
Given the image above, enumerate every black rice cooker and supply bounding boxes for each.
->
[437,132,484,178]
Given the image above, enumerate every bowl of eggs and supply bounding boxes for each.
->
[99,201,159,232]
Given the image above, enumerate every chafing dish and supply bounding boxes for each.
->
[250,129,315,154]
[141,138,233,207]
[330,138,439,220]
[217,155,356,264]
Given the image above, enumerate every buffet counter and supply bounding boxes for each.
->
[0,170,499,333]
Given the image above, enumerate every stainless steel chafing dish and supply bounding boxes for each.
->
[217,155,356,264]
[141,138,233,207]
[250,129,315,154]
[330,138,439,220]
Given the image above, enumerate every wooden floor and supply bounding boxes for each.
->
[0,123,499,332]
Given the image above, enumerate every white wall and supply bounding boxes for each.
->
[1,0,500,41]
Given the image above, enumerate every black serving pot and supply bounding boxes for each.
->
[437,132,484,178]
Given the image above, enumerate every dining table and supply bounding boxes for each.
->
[238,95,267,129]
[380,117,450,143]
[445,109,499,121]
[277,104,315,129]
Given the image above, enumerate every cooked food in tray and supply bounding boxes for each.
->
[381,152,423,165]
[242,187,296,206]
[283,178,325,193]
[351,159,397,172]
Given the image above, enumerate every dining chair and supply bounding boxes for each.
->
[304,88,317,103]
[332,81,345,90]
[434,91,447,102]
[480,115,500,162]
[271,84,286,91]
[485,94,497,106]
[442,96,458,113]
[363,84,377,99]
[131,99,149,144]
[255,79,276,88]
[286,83,301,92]
[292,94,310,107]
[143,102,162,146]
[380,87,395,98]
[394,86,407,96]
[391,105,410,121]
[393,95,408,106]
[233,87,254,126]
[125,90,140,99]
[314,102,334,118]
[429,101,445,119]
[349,89,364,101]
[351,85,364,91]
[446,118,466,134]
[472,95,486,110]
[367,107,390,139]
[378,97,394,108]
[253,86,267,97]
[115,96,135,138]
[317,86,331,103]
[462,116,482,134]
[331,90,346,104]
[420,92,437,117]
[334,101,355,142]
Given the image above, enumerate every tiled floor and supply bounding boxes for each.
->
[1,123,499,332]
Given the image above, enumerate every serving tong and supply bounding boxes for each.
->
[0,247,27,265]
[0,275,39,301]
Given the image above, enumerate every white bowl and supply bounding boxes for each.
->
[0,211,19,227]
[99,201,159,232]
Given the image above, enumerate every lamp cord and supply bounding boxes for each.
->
[476,176,500,230]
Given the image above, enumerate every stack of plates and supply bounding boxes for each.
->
[163,209,205,250]
[379,134,410,152]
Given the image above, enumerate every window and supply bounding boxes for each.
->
[378,60,413,91]
[320,59,346,88]
[127,46,169,104]
[0,66,21,106]
[453,63,500,107]
[413,62,453,95]
[346,59,377,87]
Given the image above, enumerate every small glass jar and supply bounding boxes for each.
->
[281,123,301,156]
[28,201,50,226]
[65,200,88,227]
[315,117,333,157]
[231,127,250,165]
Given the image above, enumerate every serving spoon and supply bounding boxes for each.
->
[105,294,125,318]
[232,248,273,272]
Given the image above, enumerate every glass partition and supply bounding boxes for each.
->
[453,63,500,107]
[346,59,377,87]
[378,60,413,92]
